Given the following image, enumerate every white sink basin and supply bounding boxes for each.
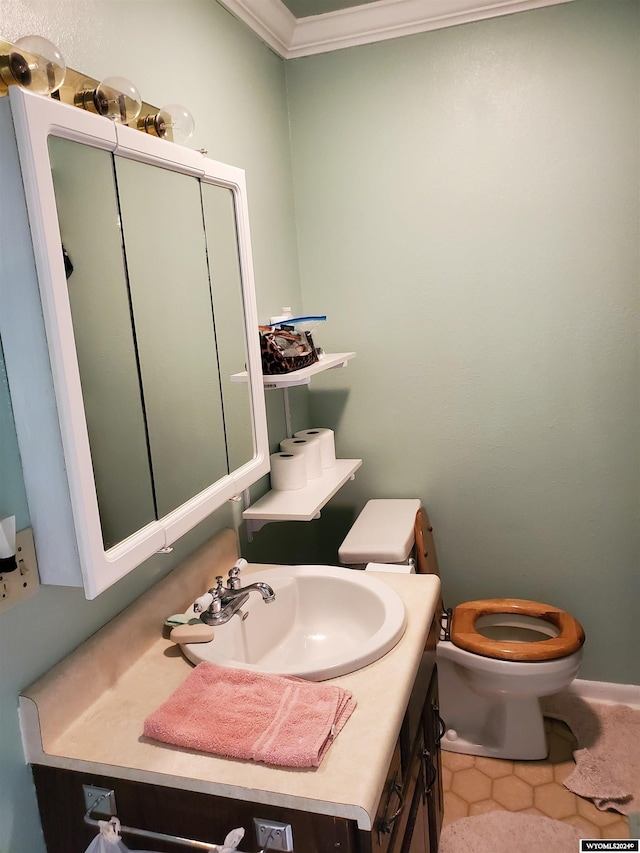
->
[180,565,407,681]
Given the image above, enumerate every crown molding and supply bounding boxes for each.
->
[218,0,297,56]
[218,0,574,58]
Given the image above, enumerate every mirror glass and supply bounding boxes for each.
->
[48,137,156,548]
[47,137,253,550]
[200,182,254,472]
[114,157,228,518]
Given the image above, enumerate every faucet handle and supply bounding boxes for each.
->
[193,592,213,613]
[201,577,224,615]
[227,558,247,589]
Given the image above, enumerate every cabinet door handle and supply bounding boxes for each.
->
[433,705,446,745]
[379,780,406,837]
[422,749,437,797]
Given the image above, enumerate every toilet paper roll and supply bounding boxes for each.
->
[293,428,336,468]
[279,436,323,480]
[270,452,307,491]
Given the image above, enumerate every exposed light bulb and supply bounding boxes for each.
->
[75,75,142,124]
[157,103,195,143]
[138,103,195,144]
[0,35,66,95]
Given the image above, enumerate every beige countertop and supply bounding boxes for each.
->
[19,529,441,831]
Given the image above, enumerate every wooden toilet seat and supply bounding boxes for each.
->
[450,598,585,662]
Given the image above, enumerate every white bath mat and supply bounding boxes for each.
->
[541,692,640,815]
[439,811,581,853]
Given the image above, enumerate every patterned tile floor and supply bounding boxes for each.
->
[442,717,630,839]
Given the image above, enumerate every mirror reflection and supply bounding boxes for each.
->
[49,137,156,547]
[200,182,254,472]
[114,157,228,517]
[48,136,254,550]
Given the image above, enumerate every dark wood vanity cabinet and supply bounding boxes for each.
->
[31,643,442,853]
[365,664,443,853]
[32,766,358,853]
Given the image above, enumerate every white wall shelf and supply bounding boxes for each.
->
[241,350,359,538]
[232,352,356,388]
[243,458,362,536]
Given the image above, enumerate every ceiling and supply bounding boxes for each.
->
[217,0,574,58]
[280,0,382,16]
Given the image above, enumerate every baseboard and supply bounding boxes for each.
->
[566,678,640,710]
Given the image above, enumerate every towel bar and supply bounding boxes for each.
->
[84,789,276,852]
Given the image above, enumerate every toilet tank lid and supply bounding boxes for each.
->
[338,499,421,564]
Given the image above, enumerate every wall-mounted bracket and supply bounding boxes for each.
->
[254,819,294,852]
[245,509,323,541]
[245,517,273,540]
[83,785,117,817]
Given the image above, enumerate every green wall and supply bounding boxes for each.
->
[285,0,639,682]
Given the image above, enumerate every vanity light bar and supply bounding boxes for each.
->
[0,37,193,140]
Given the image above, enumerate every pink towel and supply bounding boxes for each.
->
[143,663,356,768]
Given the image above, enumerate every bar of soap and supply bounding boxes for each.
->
[169,623,215,644]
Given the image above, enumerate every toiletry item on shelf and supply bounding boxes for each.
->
[259,325,318,375]
[269,316,327,359]
[293,428,336,469]
[270,451,307,491]
[269,315,326,330]
[280,436,323,479]
[269,307,293,325]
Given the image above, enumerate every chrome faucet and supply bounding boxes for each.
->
[193,562,275,626]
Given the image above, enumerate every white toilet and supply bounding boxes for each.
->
[338,499,585,761]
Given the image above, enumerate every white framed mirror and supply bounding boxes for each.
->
[2,88,268,598]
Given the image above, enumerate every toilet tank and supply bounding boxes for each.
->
[338,499,421,569]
